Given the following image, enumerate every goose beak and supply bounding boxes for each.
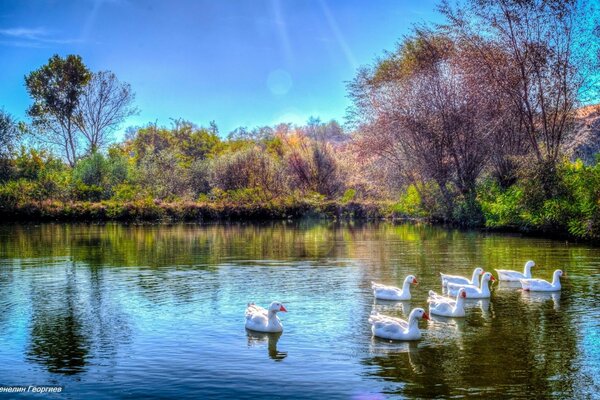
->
[279,305,287,312]
[422,312,430,321]
[490,276,496,282]
[461,291,467,298]
[412,278,418,284]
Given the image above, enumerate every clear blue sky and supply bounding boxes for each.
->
[0,0,440,137]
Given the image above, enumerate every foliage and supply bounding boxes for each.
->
[25,54,92,166]
[210,146,283,200]
[393,185,425,217]
[0,109,19,157]
[479,159,600,239]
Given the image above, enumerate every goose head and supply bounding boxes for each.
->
[269,301,287,313]
[409,307,430,322]
[553,270,565,279]
[405,275,418,285]
[457,288,467,299]
[474,267,484,275]
[481,272,496,284]
[525,260,535,269]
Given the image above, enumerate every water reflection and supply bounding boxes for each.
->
[497,281,523,291]
[27,262,89,375]
[520,290,561,310]
[0,221,596,398]
[372,299,411,316]
[246,330,287,361]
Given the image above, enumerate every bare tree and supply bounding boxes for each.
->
[349,31,498,217]
[284,132,344,198]
[440,0,600,164]
[75,71,137,153]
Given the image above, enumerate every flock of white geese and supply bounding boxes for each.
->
[244,260,566,341]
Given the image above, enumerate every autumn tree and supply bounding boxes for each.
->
[440,0,600,166]
[349,31,499,219]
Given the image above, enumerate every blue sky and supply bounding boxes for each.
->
[0,0,440,137]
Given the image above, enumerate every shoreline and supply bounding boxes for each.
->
[0,199,590,244]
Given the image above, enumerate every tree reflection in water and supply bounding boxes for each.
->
[27,262,89,375]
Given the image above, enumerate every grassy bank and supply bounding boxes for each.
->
[0,199,391,222]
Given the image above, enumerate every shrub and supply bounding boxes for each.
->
[393,184,426,217]
[210,146,284,199]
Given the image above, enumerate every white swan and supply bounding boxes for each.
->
[520,270,564,292]
[371,275,418,301]
[369,308,429,341]
[495,260,535,281]
[245,302,287,333]
[428,288,467,317]
[447,272,495,299]
[440,267,484,287]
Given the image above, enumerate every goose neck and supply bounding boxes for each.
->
[480,280,491,296]
[471,270,480,284]
[552,273,561,287]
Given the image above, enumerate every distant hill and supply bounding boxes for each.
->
[565,105,600,164]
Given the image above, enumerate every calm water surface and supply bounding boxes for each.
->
[0,222,598,399]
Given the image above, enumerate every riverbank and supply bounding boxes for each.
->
[0,199,390,222]
[2,198,597,245]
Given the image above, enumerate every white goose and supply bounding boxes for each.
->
[245,302,287,333]
[447,272,495,299]
[495,260,535,282]
[440,267,484,287]
[371,275,418,301]
[428,288,467,317]
[369,308,429,341]
[520,270,564,292]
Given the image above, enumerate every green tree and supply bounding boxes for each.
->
[0,109,20,181]
[25,54,91,166]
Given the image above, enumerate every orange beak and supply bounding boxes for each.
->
[480,271,485,275]
[490,276,496,282]
[461,291,467,298]
[422,312,430,321]
[412,278,418,284]
[279,305,287,312]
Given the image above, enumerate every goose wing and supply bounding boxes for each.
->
[427,290,456,306]
[369,312,408,331]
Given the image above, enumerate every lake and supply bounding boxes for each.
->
[0,221,598,399]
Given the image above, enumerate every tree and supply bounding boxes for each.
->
[0,109,20,181]
[74,71,137,153]
[440,0,600,165]
[0,109,19,157]
[25,54,91,166]
[284,132,344,198]
[349,31,497,218]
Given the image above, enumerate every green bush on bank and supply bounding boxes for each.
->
[479,159,600,240]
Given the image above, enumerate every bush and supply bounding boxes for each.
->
[478,159,600,239]
[210,146,284,199]
[393,184,426,217]
[0,179,37,207]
